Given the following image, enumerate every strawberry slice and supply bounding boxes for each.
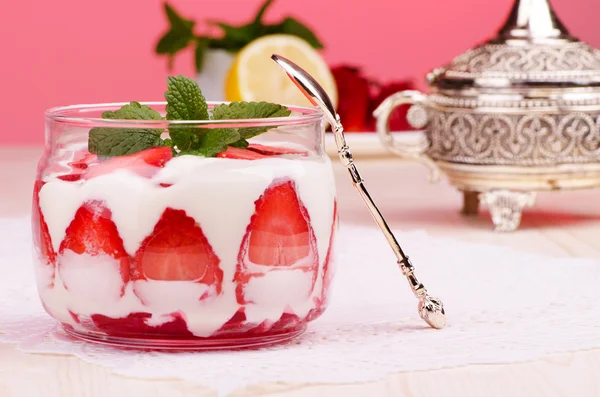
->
[132,208,223,290]
[321,200,338,299]
[69,152,98,170]
[32,180,56,269]
[307,200,338,321]
[55,151,99,182]
[85,147,173,179]
[91,312,192,337]
[216,147,267,160]
[59,201,130,289]
[247,143,308,156]
[235,180,319,304]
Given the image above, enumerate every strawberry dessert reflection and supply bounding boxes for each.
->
[33,145,337,343]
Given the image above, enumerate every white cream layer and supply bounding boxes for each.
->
[37,155,336,337]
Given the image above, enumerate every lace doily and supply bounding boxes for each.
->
[1,217,600,396]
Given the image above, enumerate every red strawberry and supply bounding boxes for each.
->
[247,144,308,156]
[59,201,130,288]
[56,151,99,182]
[270,312,301,332]
[85,147,173,179]
[91,312,192,337]
[321,200,338,299]
[132,208,223,291]
[216,146,267,160]
[69,152,98,170]
[32,180,56,285]
[235,180,319,304]
[367,81,416,132]
[331,66,371,132]
[307,200,338,321]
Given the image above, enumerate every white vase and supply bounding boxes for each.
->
[196,49,236,102]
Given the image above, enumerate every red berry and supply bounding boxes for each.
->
[235,180,319,304]
[216,147,267,160]
[331,66,371,132]
[69,152,98,170]
[85,147,173,179]
[59,201,130,288]
[32,180,56,284]
[367,81,417,132]
[55,151,99,182]
[132,208,223,292]
[91,312,192,337]
[247,144,308,156]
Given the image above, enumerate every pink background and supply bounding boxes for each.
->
[1,0,598,145]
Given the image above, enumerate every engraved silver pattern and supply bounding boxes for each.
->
[427,110,600,165]
[439,42,600,82]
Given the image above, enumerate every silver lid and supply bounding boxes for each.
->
[428,0,600,91]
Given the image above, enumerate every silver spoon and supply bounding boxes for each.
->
[272,54,446,329]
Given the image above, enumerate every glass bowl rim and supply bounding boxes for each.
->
[45,101,324,128]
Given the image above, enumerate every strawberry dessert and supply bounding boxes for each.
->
[34,76,337,347]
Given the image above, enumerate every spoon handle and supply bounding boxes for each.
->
[332,119,446,329]
[269,53,445,329]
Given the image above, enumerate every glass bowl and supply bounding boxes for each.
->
[33,102,338,349]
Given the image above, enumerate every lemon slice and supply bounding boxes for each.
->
[226,34,338,109]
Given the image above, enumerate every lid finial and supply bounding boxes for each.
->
[496,0,572,41]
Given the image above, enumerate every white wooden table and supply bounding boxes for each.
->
[1,145,600,397]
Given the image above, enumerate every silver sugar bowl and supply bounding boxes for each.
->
[375,0,600,232]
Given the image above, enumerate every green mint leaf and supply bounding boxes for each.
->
[89,129,163,157]
[156,3,196,68]
[165,75,208,121]
[194,38,209,73]
[265,18,324,49]
[176,129,241,157]
[230,139,249,149]
[211,101,291,139]
[89,102,165,157]
[165,75,209,151]
[196,128,241,157]
[212,101,290,121]
[252,0,273,25]
[101,101,163,121]
[207,36,242,52]
[213,22,258,45]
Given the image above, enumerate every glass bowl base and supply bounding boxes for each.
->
[62,324,307,351]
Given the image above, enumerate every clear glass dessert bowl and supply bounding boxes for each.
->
[33,102,337,349]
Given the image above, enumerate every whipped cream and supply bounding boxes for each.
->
[36,153,336,337]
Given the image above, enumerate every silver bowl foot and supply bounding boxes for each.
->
[461,190,480,215]
[480,190,536,232]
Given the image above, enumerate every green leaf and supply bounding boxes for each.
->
[265,17,324,49]
[155,3,196,68]
[230,139,249,149]
[211,101,291,139]
[194,38,209,73]
[89,129,163,157]
[212,101,290,121]
[164,75,209,151]
[207,35,245,52]
[165,75,209,121]
[101,101,163,121]
[252,0,274,25]
[213,22,258,44]
[196,128,241,157]
[88,102,165,157]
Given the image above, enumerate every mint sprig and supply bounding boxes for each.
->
[155,3,196,69]
[89,102,165,157]
[156,0,324,73]
[87,76,291,158]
